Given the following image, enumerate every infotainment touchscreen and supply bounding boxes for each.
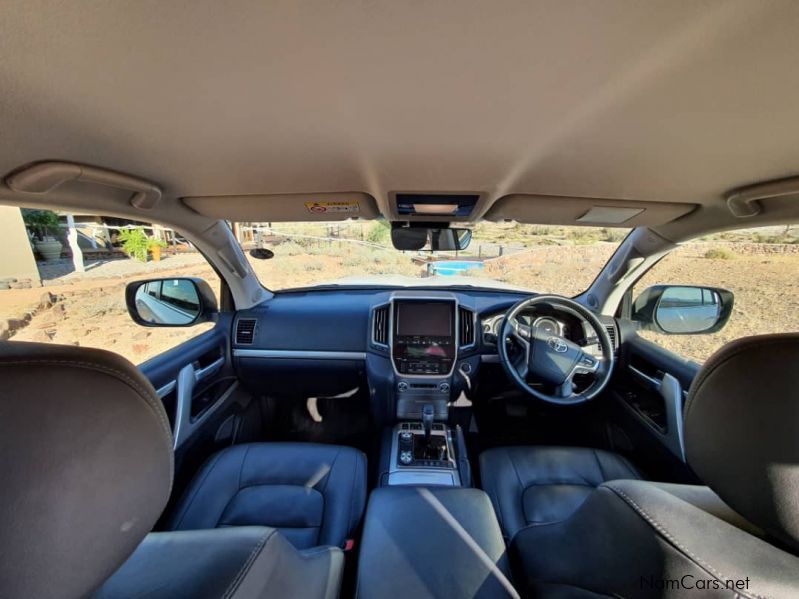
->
[393,301,456,374]
[396,302,452,338]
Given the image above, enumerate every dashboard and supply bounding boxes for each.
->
[230,288,617,422]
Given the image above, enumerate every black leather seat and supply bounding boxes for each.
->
[169,442,367,550]
[479,445,640,540]
[509,334,799,597]
[0,341,344,599]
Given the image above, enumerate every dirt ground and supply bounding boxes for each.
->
[1,241,796,365]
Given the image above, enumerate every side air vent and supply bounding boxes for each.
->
[459,306,475,347]
[605,324,618,352]
[373,305,389,346]
[235,318,257,345]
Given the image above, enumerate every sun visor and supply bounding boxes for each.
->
[183,192,380,221]
[484,194,696,227]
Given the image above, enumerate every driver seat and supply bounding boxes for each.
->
[479,446,640,540]
[488,334,799,597]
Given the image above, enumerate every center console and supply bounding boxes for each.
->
[356,487,513,598]
[391,298,457,420]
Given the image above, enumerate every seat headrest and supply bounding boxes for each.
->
[0,341,173,598]
[684,333,799,549]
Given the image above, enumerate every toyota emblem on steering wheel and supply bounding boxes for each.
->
[547,336,568,353]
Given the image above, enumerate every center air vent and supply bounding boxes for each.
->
[459,306,475,347]
[373,305,390,346]
[235,318,257,345]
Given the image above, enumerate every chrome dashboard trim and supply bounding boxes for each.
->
[233,349,367,360]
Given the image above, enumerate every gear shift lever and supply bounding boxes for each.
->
[422,404,434,443]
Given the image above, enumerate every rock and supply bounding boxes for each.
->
[0,278,17,284]
[38,292,57,311]
[133,330,151,340]
[30,329,51,343]
[4,318,29,333]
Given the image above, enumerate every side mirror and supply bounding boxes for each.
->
[126,277,218,327]
[632,285,733,335]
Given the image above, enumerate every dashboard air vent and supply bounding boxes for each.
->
[459,306,475,347]
[235,318,257,345]
[605,324,618,352]
[373,305,389,346]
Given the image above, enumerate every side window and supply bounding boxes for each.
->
[0,208,222,364]
[630,226,799,363]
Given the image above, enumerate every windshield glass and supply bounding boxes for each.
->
[238,221,628,295]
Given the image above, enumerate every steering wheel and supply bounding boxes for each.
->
[497,295,615,405]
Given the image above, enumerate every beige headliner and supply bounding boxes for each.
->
[2,1,799,238]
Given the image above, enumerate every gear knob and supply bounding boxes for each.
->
[422,404,434,441]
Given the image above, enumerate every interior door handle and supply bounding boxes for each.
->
[628,365,661,390]
[626,365,686,462]
[172,357,231,450]
[195,356,225,382]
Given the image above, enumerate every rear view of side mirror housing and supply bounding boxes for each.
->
[632,284,734,335]
[126,277,218,327]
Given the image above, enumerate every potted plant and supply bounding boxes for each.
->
[22,209,63,261]
[148,236,167,262]
[118,227,167,262]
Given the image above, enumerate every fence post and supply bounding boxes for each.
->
[66,214,85,273]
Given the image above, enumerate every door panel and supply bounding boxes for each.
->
[608,323,701,482]
[137,314,262,526]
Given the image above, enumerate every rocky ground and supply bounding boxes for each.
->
[1,241,796,364]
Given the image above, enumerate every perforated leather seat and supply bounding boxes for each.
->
[479,445,640,540]
[169,442,367,550]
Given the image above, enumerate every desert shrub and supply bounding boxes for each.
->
[601,228,627,242]
[704,247,736,260]
[564,228,600,244]
[527,225,555,236]
[366,220,391,245]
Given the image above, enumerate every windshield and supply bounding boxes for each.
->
[238,221,629,295]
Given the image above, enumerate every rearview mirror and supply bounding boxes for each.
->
[126,277,218,327]
[632,285,733,335]
[391,225,472,251]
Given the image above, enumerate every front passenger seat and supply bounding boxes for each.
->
[169,442,366,550]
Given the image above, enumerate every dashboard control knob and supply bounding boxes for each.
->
[399,450,413,465]
[397,381,409,392]
[459,362,472,375]
[400,431,413,443]
[439,382,450,394]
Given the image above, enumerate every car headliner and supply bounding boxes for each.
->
[2,1,799,242]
